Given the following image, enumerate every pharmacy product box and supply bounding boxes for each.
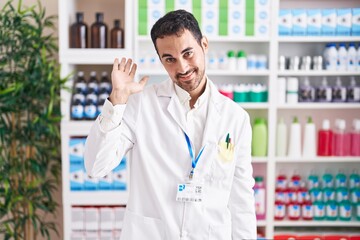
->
[336,8,352,36]
[112,158,127,190]
[71,207,85,231]
[69,138,86,164]
[202,0,219,10]
[70,162,84,191]
[307,9,322,36]
[202,8,219,37]
[292,9,307,36]
[228,9,245,36]
[175,0,192,13]
[84,207,100,231]
[352,8,360,36]
[279,9,292,36]
[84,170,99,190]
[98,173,113,190]
[114,207,126,230]
[322,9,336,36]
[99,207,115,231]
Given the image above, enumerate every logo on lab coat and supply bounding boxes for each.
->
[178,184,186,192]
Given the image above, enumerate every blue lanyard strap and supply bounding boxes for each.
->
[184,132,205,180]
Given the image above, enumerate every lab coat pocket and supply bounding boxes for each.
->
[217,141,234,164]
[121,209,165,240]
[209,224,232,240]
[210,142,235,181]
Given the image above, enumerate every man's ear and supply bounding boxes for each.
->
[201,36,209,53]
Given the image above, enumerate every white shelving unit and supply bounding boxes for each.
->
[59,0,360,239]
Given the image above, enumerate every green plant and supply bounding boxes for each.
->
[0,1,67,239]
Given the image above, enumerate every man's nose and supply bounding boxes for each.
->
[177,58,189,74]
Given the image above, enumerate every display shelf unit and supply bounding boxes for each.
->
[59,0,360,239]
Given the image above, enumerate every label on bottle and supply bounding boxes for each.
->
[84,104,97,119]
[275,191,286,203]
[274,203,286,219]
[326,202,338,219]
[350,188,360,204]
[254,188,266,215]
[310,188,322,203]
[314,202,325,219]
[350,175,360,189]
[323,188,335,202]
[339,203,352,220]
[301,204,313,219]
[288,203,301,219]
[336,188,349,203]
[71,105,84,120]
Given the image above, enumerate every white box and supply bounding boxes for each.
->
[98,174,113,190]
[147,0,165,9]
[256,0,270,11]
[201,8,219,37]
[71,207,85,231]
[85,231,99,240]
[337,8,352,36]
[202,0,219,10]
[113,230,121,240]
[100,231,113,240]
[228,9,245,36]
[100,208,115,231]
[84,172,99,191]
[85,208,99,231]
[114,207,126,230]
[256,8,270,23]
[352,8,360,36]
[255,21,270,37]
[175,0,192,13]
[307,9,321,36]
[322,9,337,36]
[70,162,84,191]
[71,231,85,240]
[278,9,292,36]
[292,9,307,36]
[148,8,165,32]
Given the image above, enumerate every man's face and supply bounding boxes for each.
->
[155,30,208,93]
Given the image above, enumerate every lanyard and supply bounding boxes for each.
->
[184,132,205,180]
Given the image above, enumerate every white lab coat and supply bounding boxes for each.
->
[84,78,256,240]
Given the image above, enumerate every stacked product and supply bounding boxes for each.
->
[218,83,268,103]
[274,169,360,221]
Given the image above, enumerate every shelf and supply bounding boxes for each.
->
[275,157,360,163]
[238,103,269,109]
[61,121,94,135]
[277,103,360,109]
[137,35,270,42]
[68,191,128,206]
[278,36,360,43]
[60,49,133,64]
[252,157,268,163]
[274,220,360,227]
[278,70,360,76]
[138,69,270,76]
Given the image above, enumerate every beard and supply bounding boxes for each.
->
[175,66,205,92]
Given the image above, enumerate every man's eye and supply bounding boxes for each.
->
[184,51,193,57]
[165,58,175,63]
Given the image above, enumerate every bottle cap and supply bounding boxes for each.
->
[307,116,313,124]
[335,77,342,86]
[77,71,84,77]
[255,176,264,182]
[76,12,84,22]
[96,12,104,22]
[101,71,108,77]
[90,71,97,77]
[293,116,299,123]
[237,50,246,58]
[227,50,235,58]
[322,119,330,130]
[114,19,121,27]
[336,119,346,130]
[353,119,360,131]
[349,42,355,47]
[255,118,266,125]
[339,43,346,47]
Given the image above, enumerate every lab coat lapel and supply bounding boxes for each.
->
[156,79,188,133]
[201,80,223,146]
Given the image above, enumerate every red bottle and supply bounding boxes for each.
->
[317,119,333,156]
[301,200,313,220]
[333,119,350,156]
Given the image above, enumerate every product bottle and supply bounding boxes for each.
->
[326,200,338,221]
[71,97,84,120]
[91,12,108,48]
[332,77,347,102]
[325,43,338,71]
[227,50,237,71]
[347,42,357,71]
[110,19,124,48]
[70,12,88,48]
[335,169,347,188]
[317,119,333,156]
[254,176,266,220]
[74,71,87,95]
[288,116,301,158]
[237,50,247,71]
[347,77,360,102]
[87,71,99,94]
[276,118,287,157]
[349,169,360,189]
[299,77,315,102]
[350,119,360,156]
[357,43,360,70]
[337,43,348,71]
[278,78,287,104]
[207,51,218,70]
[302,200,313,220]
[308,170,320,190]
[316,77,332,102]
[322,170,334,188]
[286,77,299,104]
[333,119,350,156]
[303,116,316,158]
[99,71,112,94]
[252,118,268,156]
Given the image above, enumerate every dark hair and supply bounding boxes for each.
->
[150,10,203,53]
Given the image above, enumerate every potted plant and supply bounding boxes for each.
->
[0,0,68,239]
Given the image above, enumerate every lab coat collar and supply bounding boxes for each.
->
[156,77,226,145]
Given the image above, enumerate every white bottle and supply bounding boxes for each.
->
[357,44,360,71]
[276,118,288,157]
[278,77,287,104]
[218,51,228,70]
[288,116,302,158]
[207,51,218,70]
[325,43,338,71]
[227,50,237,71]
[303,116,316,158]
[237,50,247,71]
[337,43,348,71]
[332,77,347,102]
[347,42,357,71]
[286,77,299,104]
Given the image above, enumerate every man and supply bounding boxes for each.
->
[85,9,256,240]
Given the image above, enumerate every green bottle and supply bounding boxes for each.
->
[252,118,267,157]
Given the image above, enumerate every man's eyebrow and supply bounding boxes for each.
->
[161,47,193,59]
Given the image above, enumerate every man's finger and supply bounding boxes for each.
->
[113,58,119,71]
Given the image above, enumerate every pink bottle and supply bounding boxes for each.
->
[350,119,360,156]
[333,119,351,156]
[254,176,266,220]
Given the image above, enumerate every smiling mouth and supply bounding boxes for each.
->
[177,69,196,81]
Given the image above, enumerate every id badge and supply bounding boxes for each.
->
[176,183,203,203]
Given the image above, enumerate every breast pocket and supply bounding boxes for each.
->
[121,209,165,240]
[208,143,235,181]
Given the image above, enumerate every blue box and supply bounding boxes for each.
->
[98,174,113,190]
[69,138,86,164]
[322,9,336,36]
[112,157,127,190]
[292,9,307,36]
[70,162,84,191]
[84,166,98,190]
[336,8,352,36]
[352,8,360,36]
[307,9,321,36]
[279,9,292,36]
